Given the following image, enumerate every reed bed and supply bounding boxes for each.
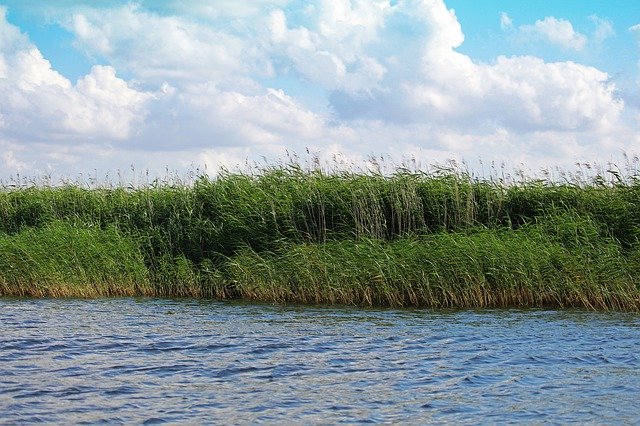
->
[225,228,639,310]
[0,163,639,309]
[0,221,152,297]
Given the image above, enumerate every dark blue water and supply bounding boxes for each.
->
[0,299,639,424]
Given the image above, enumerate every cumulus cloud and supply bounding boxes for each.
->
[329,1,622,135]
[1,4,332,158]
[67,4,272,83]
[517,16,587,51]
[0,1,634,178]
[0,6,28,53]
[58,1,625,140]
[504,13,615,51]
[420,55,620,132]
[164,0,292,20]
[141,83,340,151]
[0,10,151,145]
[266,0,390,94]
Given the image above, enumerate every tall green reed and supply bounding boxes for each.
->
[0,162,638,307]
[0,221,150,297]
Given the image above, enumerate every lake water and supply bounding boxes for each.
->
[0,298,639,424]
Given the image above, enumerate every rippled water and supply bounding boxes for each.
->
[1,299,639,424]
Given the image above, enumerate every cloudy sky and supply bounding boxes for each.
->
[0,0,639,179]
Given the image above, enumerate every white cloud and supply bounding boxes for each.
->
[67,4,272,84]
[0,11,151,143]
[1,150,29,174]
[518,16,587,51]
[500,12,513,30]
[59,1,624,138]
[331,2,622,136]
[54,3,347,158]
[0,1,634,179]
[162,0,293,20]
[590,15,614,45]
[140,83,338,150]
[504,13,614,51]
[266,0,390,94]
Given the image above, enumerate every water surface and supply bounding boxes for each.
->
[1,298,639,424]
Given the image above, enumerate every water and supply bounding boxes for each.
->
[0,299,639,424]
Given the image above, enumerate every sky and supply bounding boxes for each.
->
[0,0,639,180]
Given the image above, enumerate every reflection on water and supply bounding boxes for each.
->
[0,298,639,424]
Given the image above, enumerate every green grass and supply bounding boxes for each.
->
[0,221,151,297]
[223,226,638,310]
[0,164,639,309]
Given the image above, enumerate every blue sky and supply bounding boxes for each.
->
[0,1,639,179]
